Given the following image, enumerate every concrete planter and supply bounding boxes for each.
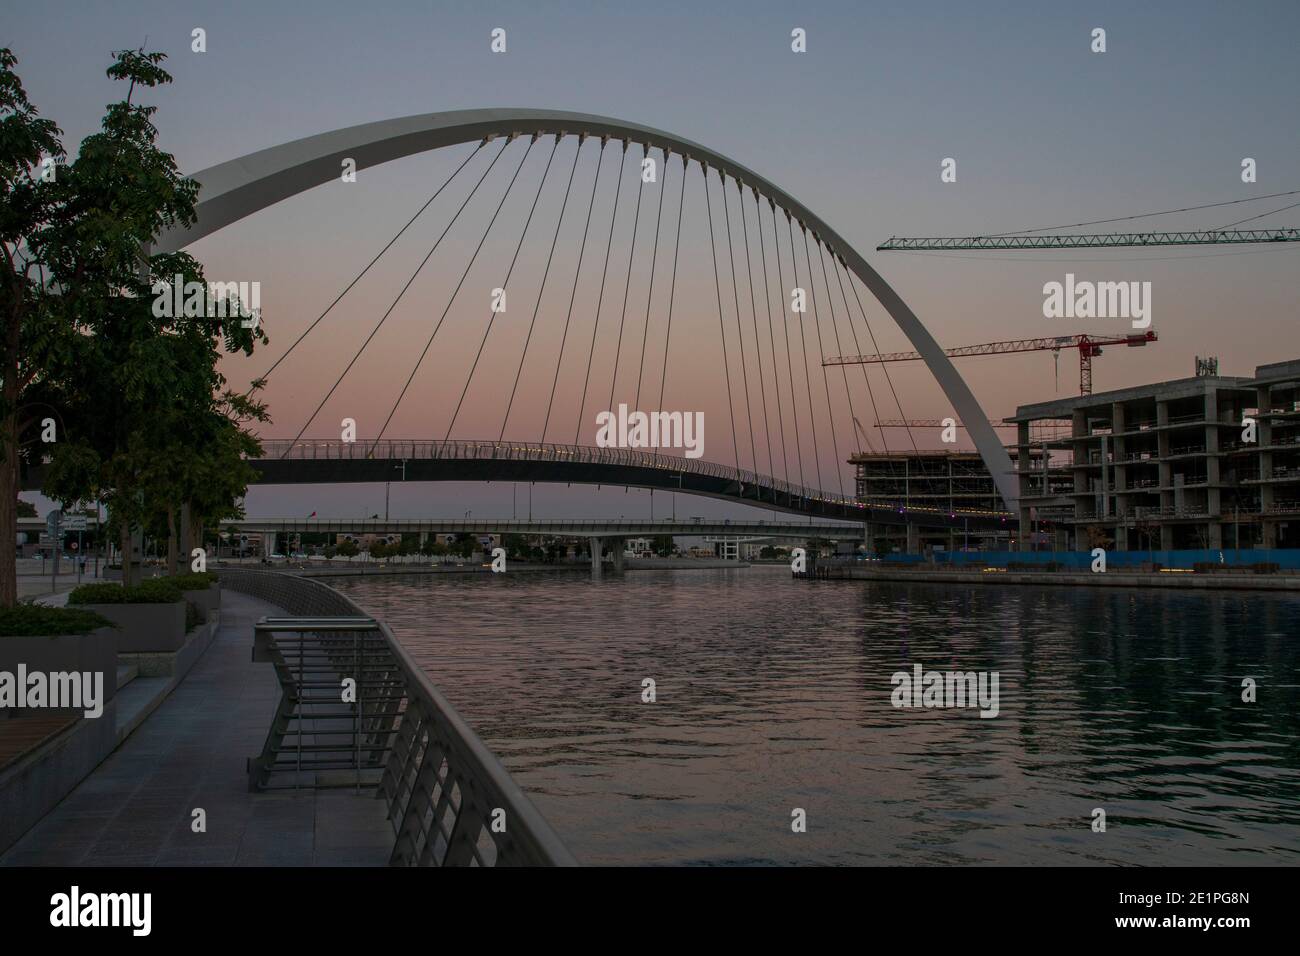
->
[0,627,118,717]
[74,602,186,653]
[181,583,220,621]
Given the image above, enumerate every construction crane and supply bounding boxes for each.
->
[824,330,1157,395]
[875,419,1011,429]
[876,189,1300,250]
[877,228,1300,251]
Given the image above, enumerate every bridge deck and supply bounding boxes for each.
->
[243,440,1012,529]
[0,591,393,867]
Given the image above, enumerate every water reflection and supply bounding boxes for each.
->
[334,568,1300,865]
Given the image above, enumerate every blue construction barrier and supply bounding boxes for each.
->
[876,548,1300,570]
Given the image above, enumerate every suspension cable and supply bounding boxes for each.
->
[255,141,484,389]
[283,138,506,454]
[737,181,775,486]
[841,266,919,455]
[755,190,790,490]
[364,135,532,454]
[607,145,648,414]
[634,149,670,410]
[574,140,629,445]
[720,170,759,477]
[703,163,742,479]
[815,240,861,456]
[771,202,805,495]
[803,227,844,497]
[542,137,605,443]
[500,136,583,440]
[828,251,888,454]
[444,134,559,442]
[787,214,823,492]
[656,154,687,416]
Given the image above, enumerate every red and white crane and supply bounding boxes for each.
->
[824,330,1157,395]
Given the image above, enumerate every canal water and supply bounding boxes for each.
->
[332,567,1300,866]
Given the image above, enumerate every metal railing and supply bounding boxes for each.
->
[253,438,1014,520]
[220,568,577,867]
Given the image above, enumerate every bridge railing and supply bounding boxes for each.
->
[257,437,841,503]
[219,568,577,867]
[253,438,1013,520]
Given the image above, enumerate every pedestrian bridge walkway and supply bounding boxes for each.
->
[0,590,393,866]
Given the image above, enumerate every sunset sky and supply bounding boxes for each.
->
[10,0,1300,520]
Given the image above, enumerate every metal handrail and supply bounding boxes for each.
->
[250,438,1015,521]
[220,568,577,867]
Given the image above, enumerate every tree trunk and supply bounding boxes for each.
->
[0,420,16,608]
[119,522,135,587]
[166,505,178,576]
[192,516,204,568]
[179,502,192,573]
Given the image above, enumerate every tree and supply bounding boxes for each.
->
[651,534,675,557]
[370,540,388,560]
[28,49,267,587]
[15,498,35,517]
[452,533,475,559]
[336,539,359,560]
[0,48,68,606]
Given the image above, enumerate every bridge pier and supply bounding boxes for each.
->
[591,536,604,578]
[905,523,920,555]
[611,538,625,575]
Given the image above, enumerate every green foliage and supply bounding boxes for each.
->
[370,540,388,559]
[452,533,476,558]
[335,539,359,558]
[167,571,216,590]
[1,47,71,608]
[0,604,114,636]
[68,578,184,605]
[15,498,36,517]
[7,47,269,588]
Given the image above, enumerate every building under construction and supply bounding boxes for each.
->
[852,358,1300,553]
[1012,358,1300,552]
[852,447,1042,551]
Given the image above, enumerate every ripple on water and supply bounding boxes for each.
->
[333,567,1300,866]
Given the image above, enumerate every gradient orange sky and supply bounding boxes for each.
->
[10,0,1299,520]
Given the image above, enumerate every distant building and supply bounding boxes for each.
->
[1012,359,1300,551]
[850,448,1035,551]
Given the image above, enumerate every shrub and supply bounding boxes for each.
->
[185,601,201,632]
[0,604,115,637]
[168,571,217,590]
[68,579,186,605]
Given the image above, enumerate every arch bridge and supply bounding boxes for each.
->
[154,109,1017,524]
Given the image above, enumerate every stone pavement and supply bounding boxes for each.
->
[1,590,393,866]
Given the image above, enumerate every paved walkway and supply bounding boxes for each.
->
[1,591,393,866]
